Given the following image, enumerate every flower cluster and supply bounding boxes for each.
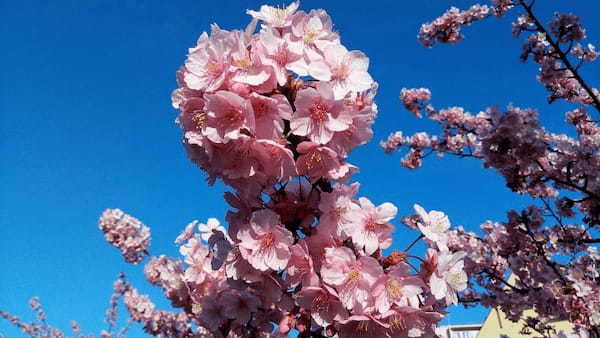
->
[1,3,469,338]
[514,11,599,106]
[98,209,151,264]
[172,1,376,195]
[418,5,490,47]
[91,2,467,337]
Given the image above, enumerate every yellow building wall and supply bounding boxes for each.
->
[477,307,575,338]
[477,274,577,337]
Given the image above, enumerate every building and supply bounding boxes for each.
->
[436,324,482,338]
[477,306,578,337]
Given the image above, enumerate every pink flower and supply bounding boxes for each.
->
[286,240,318,288]
[174,220,198,245]
[303,228,339,272]
[258,28,303,86]
[246,2,299,28]
[381,307,443,337]
[295,285,348,327]
[328,107,375,157]
[224,247,263,283]
[321,247,383,312]
[418,5,490,47]
[414,204,451,248]
[337,315,390,338]
[372,265,425,313]
[318,183,360,239]
[248,93,291,139]
[428,249,468,305]
[252,139,298,182]
[237,209,294,271]
[323,44,374,99]
[291,9,339,53]
[296,141,354,182]
[204,91,255,143]
[228,36,271,88]
[286,10,340,79]
[345,197,397,255]
[179,235,212,284]
[220,289,260,325]
[290,82,352,144]
[184,27,232,91]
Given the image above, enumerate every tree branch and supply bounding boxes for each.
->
[518,0,600,112]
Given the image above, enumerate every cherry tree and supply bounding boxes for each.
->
[2,2,470,338]
[3,1,599,338]
[382,1,600,337]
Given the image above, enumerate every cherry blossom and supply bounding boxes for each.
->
[373,265,424,313]
[290,82,351,144]
[345,197,397,255]
[413,204,451,249]
[321,247,383,312]
[246,2,299,28]
[204,90,255,143]
[323,44,374,99]
[237,209,294,271]
[427,249,468,305]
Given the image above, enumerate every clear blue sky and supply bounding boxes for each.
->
[2,0,600,336]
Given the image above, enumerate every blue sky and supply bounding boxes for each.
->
[2,0,600,336]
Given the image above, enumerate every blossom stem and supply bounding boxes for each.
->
[404,234,424,252]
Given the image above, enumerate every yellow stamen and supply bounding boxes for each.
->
[346,269,361,284]
[191,111,207,130]
[385,279,403,298]
[309,102,328,121]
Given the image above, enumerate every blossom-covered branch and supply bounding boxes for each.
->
[384,1,600,336]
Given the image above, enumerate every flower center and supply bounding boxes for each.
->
[385,279,403,298]
[346,269,361,284]
[309,102,329,122]
[444,271,465,286]
[388,314,406,330]
[234,57,252,71]
[253,101,269,118]
[431,221,447,233]
[334,64,350,80]
[296,259,310,273]
[191,111,207,130]
[357,320,370,332]
[305,151,322,171]
[266,145,282,159]
[273,8,286,21]
[333,206,345,218]
[206,61,222,75]
[304,30,319,44]
[364,217,380,232]
[275,48,288,65]
[224,106,244,125]
[191,303,203,315]
[260,232,276,249]
[312,292,330,312]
